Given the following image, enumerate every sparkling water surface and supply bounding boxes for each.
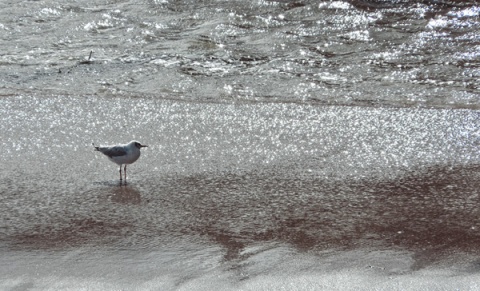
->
[1,0,480,290]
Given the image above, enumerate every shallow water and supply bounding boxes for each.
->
[1,0,480,290]
[2,96,480,289]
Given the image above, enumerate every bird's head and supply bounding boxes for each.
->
[131,141,148,149]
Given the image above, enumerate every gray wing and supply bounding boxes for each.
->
[98,146,127,158]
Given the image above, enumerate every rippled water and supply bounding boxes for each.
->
[1,0,480,290]
[1,0,479,106]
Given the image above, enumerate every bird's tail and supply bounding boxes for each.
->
[92,142,100,151]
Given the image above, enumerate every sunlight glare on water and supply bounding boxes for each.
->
[1,0,480,289]
[1,96,479,252]
[2,96,477,179]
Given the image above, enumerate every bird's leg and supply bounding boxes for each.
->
[124,165,127,181]
[119,165,122,181]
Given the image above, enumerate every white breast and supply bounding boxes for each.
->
[108,147,141,165]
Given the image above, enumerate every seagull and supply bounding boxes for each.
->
[93,140,148,182]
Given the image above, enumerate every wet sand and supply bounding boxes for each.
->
[1,95,480,289]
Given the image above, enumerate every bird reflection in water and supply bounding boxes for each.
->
[108,185,142,205]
